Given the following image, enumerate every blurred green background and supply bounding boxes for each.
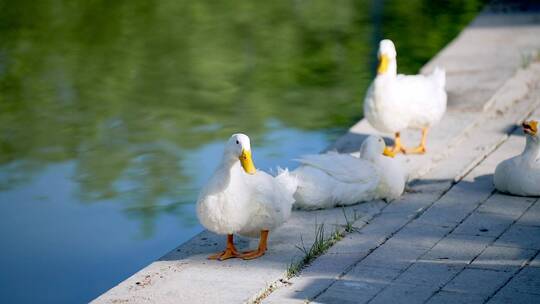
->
[0,0,484,303]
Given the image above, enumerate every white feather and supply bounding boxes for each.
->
[296,151,376,183]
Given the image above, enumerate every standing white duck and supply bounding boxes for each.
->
[364,39,447,156]
[494,120,540,196]
[196,134,298,260]
[292,135,405,210]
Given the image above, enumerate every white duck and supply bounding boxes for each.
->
[292,135,405,210]
[364,39,447,156]
[196,134,298,260]
[494,120,540,196]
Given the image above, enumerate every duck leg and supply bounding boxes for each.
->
[384,132,407,157]
[240,230,268,260]
[404,127,428,154]
[208,234,241,260]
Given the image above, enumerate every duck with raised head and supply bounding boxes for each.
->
[494,120,540,196]
[196,134,298,260]
[364,39,447,156]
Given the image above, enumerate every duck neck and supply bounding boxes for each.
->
[378,60,397,78]
[522,136,540,164]
[359,148,378,163]
[387,59,397,77]
[219,152,240,173]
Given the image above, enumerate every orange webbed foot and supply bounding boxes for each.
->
[240,230,268,260]
[208,234,241,261]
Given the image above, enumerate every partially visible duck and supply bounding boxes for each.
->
[494,120,540,196]
[292,135,405,210]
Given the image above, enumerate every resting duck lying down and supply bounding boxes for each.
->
[494,120,540,196]
[292,135,406,210]
[364,39,447,156]
[196,134,298,260]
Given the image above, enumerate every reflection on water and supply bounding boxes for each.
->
[0,0,484,303]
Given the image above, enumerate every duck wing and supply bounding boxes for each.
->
[296,152,378,184]
[238,169,298,236]
[394,71,447,125]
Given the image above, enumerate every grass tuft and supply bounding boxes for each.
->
[342,207,361,233]
[520,49,540,69]
[286,208,362,278]
[286,223,342,278]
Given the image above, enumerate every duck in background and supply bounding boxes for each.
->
[196,134,298,260]
[364,39,447,156]
[292,135,406,210]
[494,120,540,196]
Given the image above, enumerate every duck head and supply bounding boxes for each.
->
[225,133,256,174]
[523,120,539,142]
[360,135,394,159]
[377,39,397,76]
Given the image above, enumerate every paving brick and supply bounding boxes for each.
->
[368,283,436,304]
[359,211,412,237]
[470,245,536,272]
[381,192,437,215]
[352,200,387,218]
[340,230,388,254]
[518,200,540,227]
[298,251,365,278]
[453,212,514,237]
[360,243,427,271]
[503,266,540,295]
[263,277,335,304]
[422,234,495,267]
[488,289,540,304]
[324,233,372,256]
[496,225,540,250]
[312,266,402,304]
[407,179,453,197]
[385,222,453,249]
[351,212,412,250]
[346,263,401,279]
[528,253,540,267]
[393,262,461,288]
[315,279,379,303]
[417,185,494,227]
[427,291,486,304]
[415,206,463,228]
[442,268,512,296]
[314,289,372,304]
[478,194,535,218]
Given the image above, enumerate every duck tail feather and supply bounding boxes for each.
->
[432,66,446,88]
[275,167,299,197]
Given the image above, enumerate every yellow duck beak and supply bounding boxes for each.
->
[523,120,538,136]
[377,54,389,75]
[383,146,395,158]
[239,149,256,174]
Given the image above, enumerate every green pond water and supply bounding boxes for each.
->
[0,0,485,303]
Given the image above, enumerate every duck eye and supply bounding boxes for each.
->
[236,140,240,144]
